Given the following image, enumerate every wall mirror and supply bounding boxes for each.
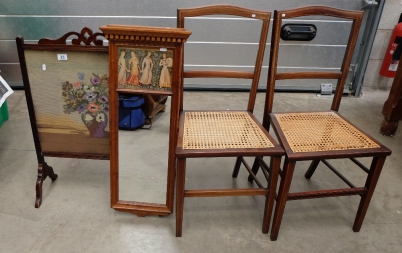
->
[100,25,191,216]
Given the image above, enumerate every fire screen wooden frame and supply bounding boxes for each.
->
[16,28,109,208]
[100,25,191,216]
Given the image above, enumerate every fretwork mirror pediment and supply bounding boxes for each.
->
[100,25,191,216]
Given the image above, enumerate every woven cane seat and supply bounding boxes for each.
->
[275,111,379,153]
[183,111,274,150]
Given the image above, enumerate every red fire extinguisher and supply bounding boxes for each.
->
[379,14,402,78]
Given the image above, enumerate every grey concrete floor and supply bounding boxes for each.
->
[0,89,401,253]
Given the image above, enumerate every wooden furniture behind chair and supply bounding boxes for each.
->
[380,52,402,136]
[175,5,284,237]
[144,94,168,124]
[256,6,391,241]
[16,28,110,208]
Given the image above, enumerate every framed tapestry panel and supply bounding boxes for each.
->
[117,47,174,92]
[24,50,110,155]
[16,28,109,207]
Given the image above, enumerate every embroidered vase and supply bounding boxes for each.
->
[82,110,108,138]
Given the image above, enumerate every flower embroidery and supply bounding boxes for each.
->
[62,81,73,92]
[83,85,94,93]
[62,73,109,138]
[96,112,106,122]
[90,77,101,85]
[84,92,96,102]
[73,82,82,90]
[78,73,85,81]
[99,95,108,103]
[62,73,109,116]
[101,104,109,112]
[76,103,88,114]
[84,113,93,122]
[87,102,100,114]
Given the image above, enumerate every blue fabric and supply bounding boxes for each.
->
[118,95,145,130]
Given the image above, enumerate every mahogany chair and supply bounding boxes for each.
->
[175,5,284,237]
[257,6,392,241]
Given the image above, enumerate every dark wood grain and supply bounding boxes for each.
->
[183,70,254,79]
[102,25,191,216]
[43,152,109,160]
[16,37,45,166]
[259,6,391,241]
[175,5,284,237]
[38,27,104,45]
[380,54,402,136]
[35,163,58,208]
[353,156,386,232]
[16,29,107,208]
[262,156,281,234]
[100,24,191,42]
[184,188,268,197]
[144,95,168,121]
[331,12,363,112]
[287,187,366,200]
[276,71,343,80]
[176,158,186,237]
[270,158,296,241]
[304,160,320,179]
[113,201,171,217]
[231,157,243,178]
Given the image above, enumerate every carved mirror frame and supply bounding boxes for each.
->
[100,25,191,216]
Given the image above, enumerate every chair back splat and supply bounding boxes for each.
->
[177,4,270,112]
[263,6,363,128]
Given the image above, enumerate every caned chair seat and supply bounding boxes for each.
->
[175,5,284,237]
[273,111,379,153]
[258,6,392,241]
[175,109,283,236]
[176,111,275,156]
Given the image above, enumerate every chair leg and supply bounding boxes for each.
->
[248,157,261,182]
[353,156,386,232]
[176,158,187,237]
[262,156,281,234]
[270,158,296,241]
[232,157,243,178]
[304,160,320,179]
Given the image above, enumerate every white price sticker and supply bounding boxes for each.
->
[388,63,398,71]
[57,54,68,61]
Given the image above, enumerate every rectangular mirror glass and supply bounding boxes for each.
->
[101,24,190,216]
[118,97,171,205]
